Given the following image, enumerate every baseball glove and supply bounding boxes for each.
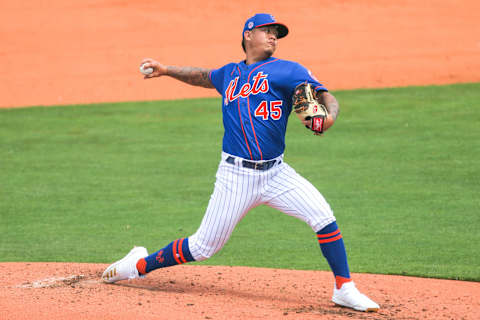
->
[292,82,328,134]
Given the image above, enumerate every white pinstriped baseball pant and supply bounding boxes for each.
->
[188,152,336,261]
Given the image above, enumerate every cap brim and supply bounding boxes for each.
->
[255,22,289,38]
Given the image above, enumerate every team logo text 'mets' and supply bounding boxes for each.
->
[224,71,269,104]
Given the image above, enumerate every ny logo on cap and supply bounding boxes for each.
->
[248,21,254,29]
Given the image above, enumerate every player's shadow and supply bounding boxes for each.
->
[110,278,310,305]
[106,279,384,318]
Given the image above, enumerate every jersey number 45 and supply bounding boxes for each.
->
[255,100,282,120]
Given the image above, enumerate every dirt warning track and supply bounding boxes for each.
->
[0,0,479,108]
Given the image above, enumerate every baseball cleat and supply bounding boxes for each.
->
[102,246,148,283]
[332,281,380,312]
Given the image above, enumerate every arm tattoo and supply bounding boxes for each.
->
[166,66,215,88]
[319,92,340,121]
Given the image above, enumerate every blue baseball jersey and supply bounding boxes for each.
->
[209,56,328,160]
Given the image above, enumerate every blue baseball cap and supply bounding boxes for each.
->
[242,13,289,39]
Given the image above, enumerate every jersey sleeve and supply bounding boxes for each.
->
[291,63,328,94]
[208,63,235,95]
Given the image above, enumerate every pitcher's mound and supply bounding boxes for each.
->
[0,263,478,319]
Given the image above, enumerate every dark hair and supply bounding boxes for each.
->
[242,38,246,52]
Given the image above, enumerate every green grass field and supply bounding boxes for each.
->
[1,83,479,281]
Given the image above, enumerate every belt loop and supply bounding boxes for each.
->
[225,156,235,165]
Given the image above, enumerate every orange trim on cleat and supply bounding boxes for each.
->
[136,258,147,275]
[335,275,352,289]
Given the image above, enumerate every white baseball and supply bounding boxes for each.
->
[139,63,154,75]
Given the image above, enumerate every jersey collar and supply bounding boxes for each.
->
[241,56,276,68]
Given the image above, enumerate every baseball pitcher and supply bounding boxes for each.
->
[103,13,379,312]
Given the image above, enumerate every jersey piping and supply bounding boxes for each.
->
[236,66,254,159]
[246,58,279,160]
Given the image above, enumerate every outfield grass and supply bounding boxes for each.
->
[1,83,479,281]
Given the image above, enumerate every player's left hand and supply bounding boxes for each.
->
[292,83,330,135]
[301,119,323,136]
[301,113,334,136]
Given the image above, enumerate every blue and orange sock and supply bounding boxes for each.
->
[317,221,352,289]
[136,238,195,275]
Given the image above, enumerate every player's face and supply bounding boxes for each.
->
[247,26,279,55]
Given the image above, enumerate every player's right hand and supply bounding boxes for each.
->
[140,58,168,79]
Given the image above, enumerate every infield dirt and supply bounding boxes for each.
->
[1,0,479,319]
[1,263,479,320]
